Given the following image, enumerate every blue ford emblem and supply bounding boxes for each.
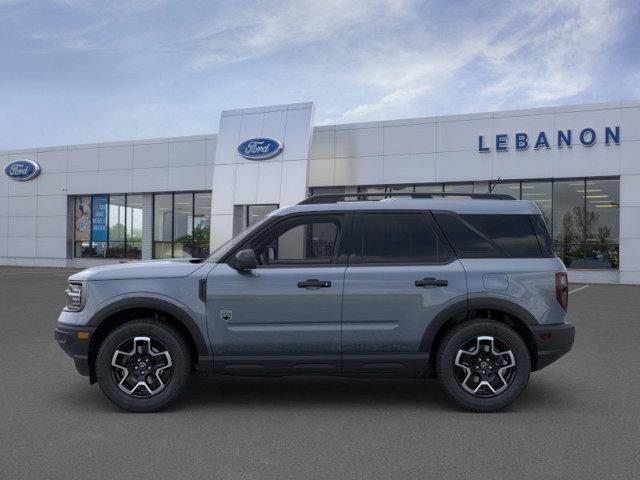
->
[237,138,283,160]
[4,159,41,181]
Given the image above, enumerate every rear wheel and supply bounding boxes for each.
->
[96,320,191,412]
[436,319,530,412]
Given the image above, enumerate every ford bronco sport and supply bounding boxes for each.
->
[55,193,575,412]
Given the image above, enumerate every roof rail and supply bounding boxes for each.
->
[299,192,515,205]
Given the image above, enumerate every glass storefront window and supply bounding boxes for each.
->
[553,179,587,268]
[309,187,346,195]
[194,192,212,258]
[153,194,173,259]
[153,191,212,259]
[74,196,92,257]
[415,184,444,193]
[74,193,144,259]
[386,185,414,193]
[173,193,193,258]
[584,178,619,269]
[108,195,125,258]
[490,181,520,199]
[247,204,278,227]
[358,185,386,200]
[126,195,143,259]
[444,183,474,194]
[522,181,552,230]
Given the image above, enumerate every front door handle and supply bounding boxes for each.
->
[297,279,332,288]
[415,277,448,287]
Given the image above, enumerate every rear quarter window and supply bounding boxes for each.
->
[433,212,547,258]
[461,214,543,258]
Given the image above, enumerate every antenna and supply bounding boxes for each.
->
[489,177,502,193]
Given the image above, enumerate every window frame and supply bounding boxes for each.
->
[348,210,457,266]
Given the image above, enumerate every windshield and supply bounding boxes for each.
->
[206,214,273,263]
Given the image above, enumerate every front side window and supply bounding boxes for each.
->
[355,212,453,264]
[244,215,342,266]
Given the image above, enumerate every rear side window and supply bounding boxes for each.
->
[434,212,546,258]
[462,214,542,258]
[356,212,454,264]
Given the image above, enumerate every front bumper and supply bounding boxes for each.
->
[530,322,575,371]
[54,324,96,377]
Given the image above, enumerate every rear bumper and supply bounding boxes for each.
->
[530,322,575,371]
[54,324,96,377]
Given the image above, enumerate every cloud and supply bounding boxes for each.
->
[0,0,635,149]
[481,0,622,104]
[333,0,627,122]
[190,0,414,70]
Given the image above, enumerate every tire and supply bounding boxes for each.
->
[96,319,191,412]
[436,319,531,412]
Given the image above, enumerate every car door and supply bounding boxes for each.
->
[341,211,468,374]
[206,212,349,374]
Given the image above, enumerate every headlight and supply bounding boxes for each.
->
[65,282,83,311]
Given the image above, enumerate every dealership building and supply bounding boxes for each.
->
[1,99,639,284]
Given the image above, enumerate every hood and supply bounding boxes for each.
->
[69,258,205,281]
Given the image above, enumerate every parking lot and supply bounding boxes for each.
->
[1,267,639,479]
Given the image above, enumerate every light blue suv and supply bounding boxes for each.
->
[55,193,575,412]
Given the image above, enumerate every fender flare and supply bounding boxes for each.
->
[88,296,209,357]
[419,297,538,353]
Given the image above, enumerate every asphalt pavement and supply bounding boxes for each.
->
[1,267,639,479]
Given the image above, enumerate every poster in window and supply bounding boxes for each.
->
[91,195,108,242]
[74,196,91,241]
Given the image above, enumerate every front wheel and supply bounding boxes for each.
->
[436,319,531,412]
[96,320,191,412]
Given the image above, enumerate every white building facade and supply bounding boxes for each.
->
[2,100,639,284]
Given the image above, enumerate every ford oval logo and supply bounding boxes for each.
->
[237,138,283,160]
[4,159,41,181]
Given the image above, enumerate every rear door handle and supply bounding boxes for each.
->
[297,279,332,288]
[415,277,448,287]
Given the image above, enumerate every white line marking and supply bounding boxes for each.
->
[569,284,590,295]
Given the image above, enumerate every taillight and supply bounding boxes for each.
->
[555,272,568,311]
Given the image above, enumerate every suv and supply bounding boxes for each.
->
[55,193,575,413]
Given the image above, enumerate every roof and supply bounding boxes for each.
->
[274,197,542,216]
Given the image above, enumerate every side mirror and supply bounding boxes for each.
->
[232,249,258,270]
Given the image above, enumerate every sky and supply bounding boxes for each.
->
[1,0,639,150]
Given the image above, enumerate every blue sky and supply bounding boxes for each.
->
[1,0,639,150]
